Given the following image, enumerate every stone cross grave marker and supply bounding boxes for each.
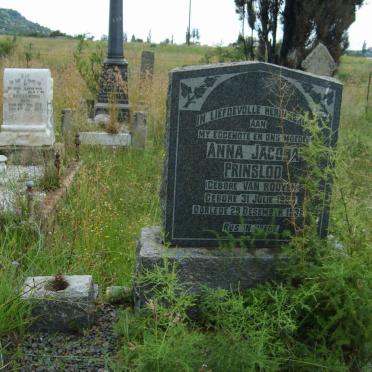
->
[0,68,55,147]
[162,62,342,247]
[301,43,337,77]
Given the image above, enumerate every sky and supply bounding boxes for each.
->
[0,0,371,50]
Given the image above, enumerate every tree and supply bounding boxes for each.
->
[49,30,68,38]
[191,28,200,44]
[280,0,365,67]
[235,0,365,67]
[186,29,191,45]
[235,0,249,59]
[234,0,283,63]
[146,30,152,44]
[362,40,367,55]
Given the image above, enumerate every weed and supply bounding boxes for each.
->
[45,274,69,291]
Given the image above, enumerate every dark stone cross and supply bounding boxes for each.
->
[95,0,130,121]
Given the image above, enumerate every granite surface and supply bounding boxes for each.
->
[161,61,343,247]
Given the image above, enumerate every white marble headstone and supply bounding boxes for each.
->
[0,68,55,147]
[301,43,337,77]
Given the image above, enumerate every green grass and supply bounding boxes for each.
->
[47,146,162,286]
[0,38,371,369]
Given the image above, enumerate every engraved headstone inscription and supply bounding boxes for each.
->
[162,62,342,247]
[0,68,55,147]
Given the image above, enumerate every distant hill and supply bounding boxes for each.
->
[0,8,52,36]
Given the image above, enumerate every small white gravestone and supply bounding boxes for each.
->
[301,43,337,77]
[0,68,55,147]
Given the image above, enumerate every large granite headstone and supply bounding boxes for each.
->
[0,68,55,147]
[301,43,337,77]
[162,62,342,247]
[134,62,342,302]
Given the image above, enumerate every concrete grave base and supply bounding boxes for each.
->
[79,132,131,147]
[22,275,98,333]
[134,227,279,308]
[0,143,64,165]
[0,130,54,147]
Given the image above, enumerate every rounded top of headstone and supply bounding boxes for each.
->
[4,68,52,77]
[0,155,7,163]
[94,114,111,126]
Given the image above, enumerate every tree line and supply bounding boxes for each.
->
[235,0,365,67]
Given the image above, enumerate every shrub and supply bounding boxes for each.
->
[0,37,17,58]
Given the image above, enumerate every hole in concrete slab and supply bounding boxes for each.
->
[45,274,69,291]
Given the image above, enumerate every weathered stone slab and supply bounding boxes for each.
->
[0,164,45,212]
[302,43,337,77]
[131,111,147,148]
[134,227,278,306]
[162,62,342,247]
[140,51,155,80]
[0,155,6,173]
[0,68,55,147]
[79,131,131,146]
[61,108,74,137]
[22,275,98,333]
[0,144,61,165]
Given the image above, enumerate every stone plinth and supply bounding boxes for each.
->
[134,227,278,307]
[22,275,98,333]
[79,131,131,146]
[95,60,130,122]
[0,143,63,165]
[0,68,55,147]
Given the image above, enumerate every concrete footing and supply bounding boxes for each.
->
[22,275,98,333]
[134,227,279,307]
[0,143,64,165]
[79,132,131,147]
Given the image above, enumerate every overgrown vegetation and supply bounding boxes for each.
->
[0,38,370,370]
[234,0,365,66]
[112,105,372,371]
[73,36,105,98]
[0,36,16,58]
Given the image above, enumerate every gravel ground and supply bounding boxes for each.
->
[7,304,122,371]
